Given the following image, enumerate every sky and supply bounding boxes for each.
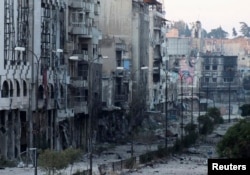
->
[164,0,250,37]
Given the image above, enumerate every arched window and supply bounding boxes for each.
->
[9,81,13,97]
[15,80,20,97]
[2,81,9,97]
[60,84,64,98]
[38,85,44,99]
[50,84,54,98]
[23,80,27,96]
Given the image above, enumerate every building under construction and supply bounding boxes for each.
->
[0,0,101,160]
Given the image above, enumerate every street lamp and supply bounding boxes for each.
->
[178,72,187,142]
[116,66,148,157]
[160,69,169,149]
[70,55,103,175]
[15,46,63,148]
[29,148,37,175]
[15,46,39,148]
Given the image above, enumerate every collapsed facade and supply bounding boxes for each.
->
[0,0,101,159]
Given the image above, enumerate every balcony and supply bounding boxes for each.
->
[144,0,161,4]
[70,77,88,87]
[69,0,86,9]
[69,23,92,36]
[71,50,89,61]
[57,108,74,121]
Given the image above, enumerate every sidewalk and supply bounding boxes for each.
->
[0,143,159,175]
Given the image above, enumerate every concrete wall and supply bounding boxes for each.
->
[99,0,132,39]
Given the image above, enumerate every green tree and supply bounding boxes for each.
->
[239,22,250,37]
[207,27,228,39]
[38,149,68,175]
[232,27,237,37]
[217,120,250,158]
[239,104,250,116]
[207,107,223,124]
[63,148,82,175]
[198,115,214,135]
[38,148,82,175]
[183,123,198,147]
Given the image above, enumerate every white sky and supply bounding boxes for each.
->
[164,0,250,37]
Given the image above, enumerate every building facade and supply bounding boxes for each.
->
[0,0,102,159]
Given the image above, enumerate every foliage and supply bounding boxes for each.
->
[232,27,237,37]
[184,123,198,146]
[63,148,82,174]
[172,138,182,153]
[184,123,196,134]
[239,104,250,116]
[72,169,90,175]
[0,155,16,168]
[127,82,148,132]
[217,120,250,158]
[139,151,155,164]
[38,149,68,175]
[239,22,250,37]
[207,107,223,124]
[38,148,82,175]
[124,157,136,169]
[198,115,214,135]
[207,27,228,39]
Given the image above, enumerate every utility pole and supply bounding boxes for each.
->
[198,77,201,134]
[165,72,168,149]
[180,74,184,142]
[88,60,93,175]
[191,77,194,125]
[228,81,231,123]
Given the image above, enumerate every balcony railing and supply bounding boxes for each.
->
[70,77,88,87]
[69,0,85,9]
[69,23,92,36]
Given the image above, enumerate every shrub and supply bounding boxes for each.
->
[0,155,16,168]
[124,157,136,169]
[139,151,155,164]
[63,148,82,174]
[38,149,68,175]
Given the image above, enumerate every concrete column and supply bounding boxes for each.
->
[51,111,54,149]
[10,111,15,159]
[4,111,8,158]
[15,111,21,158]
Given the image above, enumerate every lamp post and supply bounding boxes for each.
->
[198,77,201,134]
[179,73,186,142]
[228,79,231,123]
[15,47,63,148]
[15,47,39,148]
[160,70,169,149]
[29,148,37,175]
[116,66,148,157]
[70,55,103,175]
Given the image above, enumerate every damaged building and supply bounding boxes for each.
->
[0,0,101,160]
